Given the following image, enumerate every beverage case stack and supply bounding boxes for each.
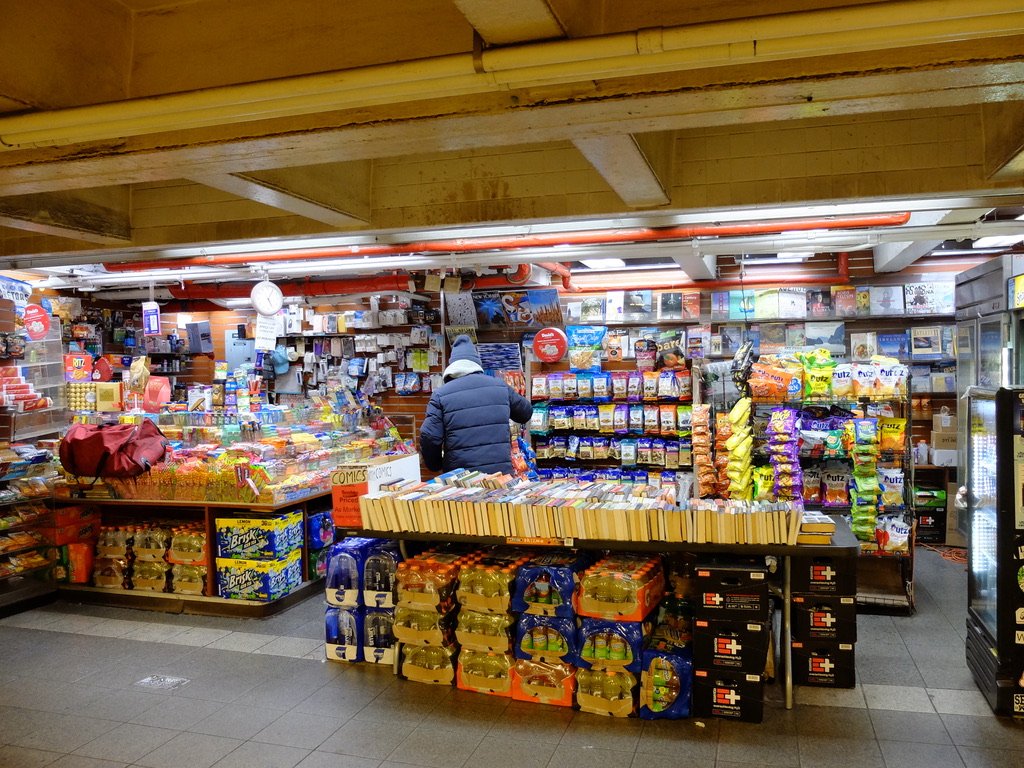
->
[573,554,666,717]
[790,553,857,689]
[395,549,473,683]
[455,550,532,697]
[691,558,774,723]
[92,522,207,595]
[215,512,303,601]
[510,553,591,708]
[325,537,401,663]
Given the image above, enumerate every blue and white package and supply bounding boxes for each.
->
[325,537,374,607]
[638,648,693,719]
[511,552,590,618]
[362,541,401,608]
[307,511,335,550]
[363,608,397,664]
[577,617,648,674]
[514,614,578,665]
[325,604,363,662]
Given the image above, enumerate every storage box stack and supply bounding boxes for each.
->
[509,552,590,707]
[215,512,303,601]
[790,555,857,688]
[396,549,475,685]
[455,550,531,698]
[324,537,401,663]
[573,554,665,717]
[929,407,957,468]
[691,559,772,723]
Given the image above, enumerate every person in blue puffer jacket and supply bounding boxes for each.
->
[420,335,533,474]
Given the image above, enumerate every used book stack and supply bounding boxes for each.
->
[359,472,804,545]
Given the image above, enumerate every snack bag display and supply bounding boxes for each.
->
[567,326,607,372]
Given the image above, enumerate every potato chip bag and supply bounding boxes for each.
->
[832,364,854,399]
[803,468,822,503]
[878,418,906,453]
[822,469,850,507]
[879,468,905,508]
[804,366,834,400]
[852,363,877,397]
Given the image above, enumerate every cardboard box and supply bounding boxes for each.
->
[932,412,958,433]
[791,594,857,643]
[946,481,966,547]
[693,618,771,673]
[215,549,302,601]
[930,431,958,450]
[791,556,856,596]
[694,560,770,620]
[791,640,856,688]
[930,448,957,467]
[916,507,948,544]
[215,511,302,560]
[692,669,764,722]
[331,453,422,528]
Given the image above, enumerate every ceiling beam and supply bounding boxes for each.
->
[983,100,1024,179]
[573,133,671,208]
[0,57,1019,198]
[0,188,130,244]
[453,0,564,43]
[188,163,371,227]
[873,207,992,272]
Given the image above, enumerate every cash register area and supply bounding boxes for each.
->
[0,546,1016,768]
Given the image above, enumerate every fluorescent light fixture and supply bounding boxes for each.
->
[973,214,1024,248]
[579,258,626,269]
[774,252,814,262]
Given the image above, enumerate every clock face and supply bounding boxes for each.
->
[251,281,283,316]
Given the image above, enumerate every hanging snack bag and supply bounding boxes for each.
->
[550,405,571,431]
[822,468,850,507]
[644,404,661,432]
[577,374,594,401]
[585,405,601,432]
[832,364,854,399]
[629,404,645,434]
[612,371,629,401]
[593,372,611,402]
[548,374,564,401]
[803,467,822,503]
[753,465,776,501]
[852,363,877,397]
[643,371,660,401]
[613,404,629,434]
[878,418,907,454]
[573,406,590,432]
[532,375,548,401]
[627,372,643,402]
[530,404,550,434]
[660,405,677,436]
[567,326,607,372]
[599,404,616,433]
[561,374,578,401]
[657,370,677,400]
[637,438,653,464]
[879,468,905,508]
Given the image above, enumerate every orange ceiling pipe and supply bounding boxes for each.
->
[102,214,909,272]
[168,274,413,300]
[568,252,851,292]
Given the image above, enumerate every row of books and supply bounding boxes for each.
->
[359,475,811,545]
[564,282,954,324]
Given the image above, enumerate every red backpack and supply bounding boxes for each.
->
[59,420,169,480]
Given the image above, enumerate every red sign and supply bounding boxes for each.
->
[23,304,50,341]
[532,327,568,363]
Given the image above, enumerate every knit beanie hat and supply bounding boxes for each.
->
[449,335,483,367]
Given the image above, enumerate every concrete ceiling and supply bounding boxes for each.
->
[0,0,1023,289]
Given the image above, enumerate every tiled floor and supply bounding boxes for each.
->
[1,546,1022,768]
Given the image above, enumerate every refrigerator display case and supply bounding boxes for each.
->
[965,387,1024,715]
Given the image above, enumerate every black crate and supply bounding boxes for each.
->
[791,640,856,688]
[792,594,857,643]
[915,508,948,544]
[693,618,772,674]
[694,561,770,621]
[790,556,856,596]
[692,668,765,722]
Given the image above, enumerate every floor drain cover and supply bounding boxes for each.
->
[134,675,190,690]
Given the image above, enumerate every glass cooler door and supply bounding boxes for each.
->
[967,391,999,639]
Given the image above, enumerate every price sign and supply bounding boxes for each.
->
[142,301,162,336]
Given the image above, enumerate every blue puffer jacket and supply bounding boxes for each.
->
[419,372,533,474]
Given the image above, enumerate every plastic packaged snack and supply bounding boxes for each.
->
[803,468,822,503]
[567,326,607,372]
[822,468,850,507]
[613,404,629,434]
[561,374,578,401]
[612,372,628,401]
[627,372,643,402]
[878,417,906,453]
[599,404,616,433]
[577,374,594,401]
[548,374,564,401]
[573,406,590,432]
[832,364,854,398]
[531,375,548,401]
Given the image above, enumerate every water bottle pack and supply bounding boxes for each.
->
[325,537,400,608]
[457,650,515,697]
[576,668,638,718]
[575,554,665,621]
[515,614,578,665]
[325,605,364,662]
[577,617,650,674]
[638,649,693,720]
[306,511,335,550]
[364,608,397,665]
[511,552,591,618]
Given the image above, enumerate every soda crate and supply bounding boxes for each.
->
[791,640,856,688]
[694,560,770,621]
[692,618,772,674]
[790,555,856,596]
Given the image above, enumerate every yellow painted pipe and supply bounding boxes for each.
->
[0,0,1021,149]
